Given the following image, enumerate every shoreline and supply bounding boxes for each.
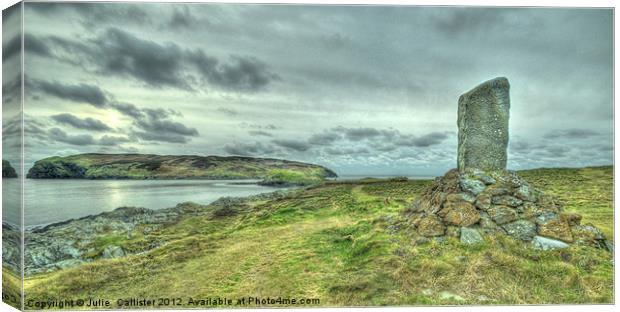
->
[4,188,296,275]
[21,184,294,231]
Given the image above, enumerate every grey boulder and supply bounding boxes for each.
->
[531,235,569,250]
[460,227,484,245]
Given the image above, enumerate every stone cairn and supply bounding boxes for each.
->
[406,77,611,251]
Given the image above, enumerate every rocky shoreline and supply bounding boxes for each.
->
[3,190,290,275]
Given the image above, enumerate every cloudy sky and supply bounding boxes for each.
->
[2,3,613,176]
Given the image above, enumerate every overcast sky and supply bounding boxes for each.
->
[1,3,613,176]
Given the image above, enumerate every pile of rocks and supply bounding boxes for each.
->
[405,168,611,251]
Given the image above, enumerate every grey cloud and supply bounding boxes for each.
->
[2,114,48,140]
[248,130,273,137]
[2,36,20,61]
[216,107,239,116]
[51,113,112,131]
[223,142,278,156]
[28,79,198,144]
[33,27,278,92]
[339,127,383,141]
[538,145,571,158]
[308,131,341,145]
[509,141,531,152]
[239,123,280,130]
[99,135,131,146]
[92,28,190,90]
[324,146,370,156]
[168,6,203,29]
[135,109,198,137]
[186,51,279,91]
[544,128,599,139]
[116,106,200,144]
[3,34,52,61]
[130,131,190,144]
[76,4,151,26]
[320,33,352,50]
[45,131,130,147]
[434,8,508,37]
[272,139,312,152]
[408,132,451,147]
[48,128,96,146]
[26,2,63,13]
[31,79,108,107]
[109,102,144,119]
[325,126,450,148]
[28,3,152,27]
[2,77,20,103]
[375,144,398,152]
[131,109,199,143]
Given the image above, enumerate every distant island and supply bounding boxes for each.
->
[26,153,337,186]
[2,160,17,178]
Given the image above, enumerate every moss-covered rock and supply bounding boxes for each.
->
[417,215,445,237]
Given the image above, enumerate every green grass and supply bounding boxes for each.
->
[21,166,613,308]
[519,166,613,240]
[2,267,21,309]
[261,168,327,186]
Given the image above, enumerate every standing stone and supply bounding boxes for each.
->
[457,77,510,173]
[406,77,610,251]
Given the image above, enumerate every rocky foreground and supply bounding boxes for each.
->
[3,191,289,275]
[26,153,337,185]
[5,166,614,305]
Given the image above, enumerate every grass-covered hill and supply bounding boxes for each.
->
[26,153,337,185]
[7,166,611,308]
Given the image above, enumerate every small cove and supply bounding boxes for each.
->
[3,178,290,227]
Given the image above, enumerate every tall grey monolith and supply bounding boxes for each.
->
[457,77,510,173]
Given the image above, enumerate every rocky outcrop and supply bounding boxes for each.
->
[11,191,288,275]
[2,222,21,273]
[2,159,17,178]
[405,168,611,251]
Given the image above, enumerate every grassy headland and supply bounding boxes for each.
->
[2,159,17,178]
[26,153,336,186]
[17,166,614,307]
